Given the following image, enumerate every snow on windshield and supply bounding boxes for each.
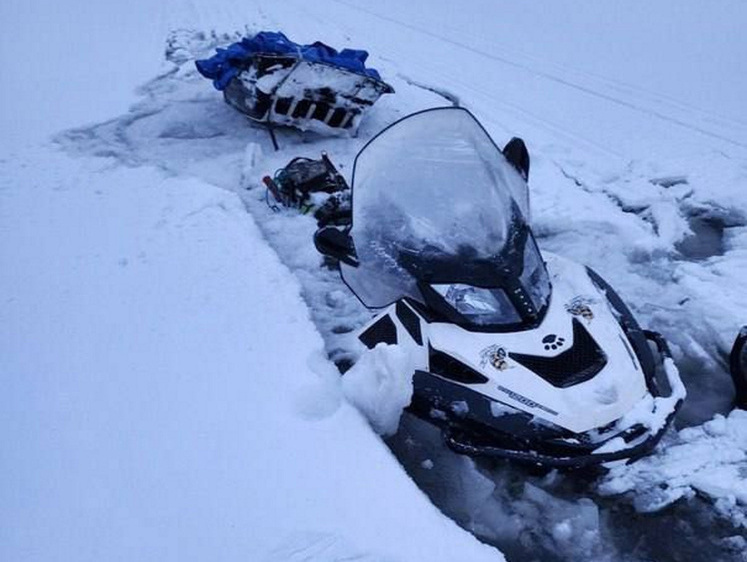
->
[342,108,530,308]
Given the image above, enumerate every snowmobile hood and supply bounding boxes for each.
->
[423,254,655,434]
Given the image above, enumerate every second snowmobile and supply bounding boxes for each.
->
[315,107,686,468]
[732,327,747,409]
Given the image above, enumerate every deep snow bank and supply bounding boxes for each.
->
[0,148,501,561]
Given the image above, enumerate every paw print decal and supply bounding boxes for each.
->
[542,334,565,351]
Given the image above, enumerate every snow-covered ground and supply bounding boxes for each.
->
[2,1,747,561]
[0,147,504,562]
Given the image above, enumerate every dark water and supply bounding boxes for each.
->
[676,215,726,261]
[388,415,746,562]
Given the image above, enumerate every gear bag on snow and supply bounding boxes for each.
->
[262,152,351,227]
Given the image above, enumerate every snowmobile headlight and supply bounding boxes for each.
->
[432,284,521,325]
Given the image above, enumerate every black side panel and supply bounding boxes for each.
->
[731,328,747,409]
[509,319,607,388]
[586,267,657,386]
[429,346,489,385]
[396,301,423,345]
[359,314,397,349]
[410,370,561,443]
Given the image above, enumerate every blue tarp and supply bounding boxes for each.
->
[195,31,383,91]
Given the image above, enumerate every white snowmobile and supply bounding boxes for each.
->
[315,107,686,468]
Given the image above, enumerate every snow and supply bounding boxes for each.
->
[0,147,500,562]
[342,343,415,436]
[2,0,747,561]
[490,401,516,418]
[600,409,747,525]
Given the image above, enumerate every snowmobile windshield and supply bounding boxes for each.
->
[341,107,533,311]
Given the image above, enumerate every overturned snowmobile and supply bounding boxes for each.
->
[316,107,686,468]
[196,32,393,137]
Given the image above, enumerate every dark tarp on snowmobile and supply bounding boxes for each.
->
[195,31,384,90]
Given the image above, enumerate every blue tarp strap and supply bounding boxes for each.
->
[195,31,383,91]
